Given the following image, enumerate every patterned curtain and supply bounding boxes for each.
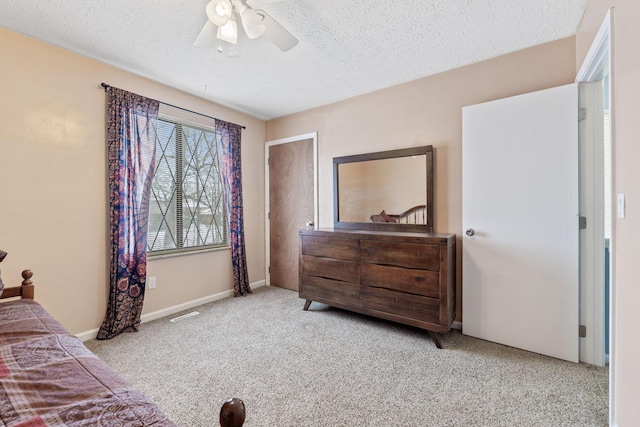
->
[217,121,252,297]
[97,87,159,340]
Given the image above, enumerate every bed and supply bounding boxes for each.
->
[0,269,179,426]
[0,263,248,427]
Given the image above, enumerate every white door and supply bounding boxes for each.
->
[462,84,579,363]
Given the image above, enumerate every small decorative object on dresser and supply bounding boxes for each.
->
[299,228,456,348]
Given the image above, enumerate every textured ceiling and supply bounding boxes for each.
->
[0,0,587,120]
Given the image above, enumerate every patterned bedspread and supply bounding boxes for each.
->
[0,299,177,427]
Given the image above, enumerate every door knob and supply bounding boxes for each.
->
[465,228,475,236]
[306,221,315,228]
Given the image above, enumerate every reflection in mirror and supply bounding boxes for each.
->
[338,156,426,223]
[333,146,433,232]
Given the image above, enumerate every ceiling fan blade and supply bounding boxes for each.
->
[193,20,219,48]
[255,9,298,52]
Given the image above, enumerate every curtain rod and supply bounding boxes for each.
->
[100,83,246,129]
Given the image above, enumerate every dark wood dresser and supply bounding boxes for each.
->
[298,228,456,348]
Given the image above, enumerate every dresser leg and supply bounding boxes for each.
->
[303,300,312,311]
[428,331,443,349]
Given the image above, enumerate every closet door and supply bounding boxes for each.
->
[268,137,315,291]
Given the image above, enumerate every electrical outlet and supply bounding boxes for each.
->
[148,276,156,289]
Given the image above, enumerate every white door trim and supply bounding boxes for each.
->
[575,7,614,426]
[576,9,611,83]
[264,132,318,286]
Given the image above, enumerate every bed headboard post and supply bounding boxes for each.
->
[21,270,34,299]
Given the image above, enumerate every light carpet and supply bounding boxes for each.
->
[85,286,608,426]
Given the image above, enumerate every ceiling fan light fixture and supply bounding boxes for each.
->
[217,15,238,44]
[240,7,266,39]
[206,0,233,26]
[197,0,299,52]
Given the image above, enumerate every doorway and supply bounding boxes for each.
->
[576,8,613,425]
[265,132,318,290]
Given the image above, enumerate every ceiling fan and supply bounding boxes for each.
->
[194,0,299,52]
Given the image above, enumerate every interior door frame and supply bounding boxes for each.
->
[264,132,318,286]
[576,8,614,424]
[577,80,606,366]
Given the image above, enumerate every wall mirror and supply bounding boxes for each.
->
[333,145,433,232]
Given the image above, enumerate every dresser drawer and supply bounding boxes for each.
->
[361,240,440,270]
[301,275,361,306]
[302,255,360,283]
[362,286,440,324]
[302,235,360,262]
[361,264,439,298]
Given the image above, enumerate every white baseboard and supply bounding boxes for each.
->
[76,279,266,342]
[452,321,462,330]
[76,329,100,342]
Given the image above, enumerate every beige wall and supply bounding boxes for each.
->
[577,2,640,425]
[266,37,577,321]
[0,28,265,335]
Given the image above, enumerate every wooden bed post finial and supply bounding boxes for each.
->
[220,397,245,427]
[22,270,33,286]
[21,270,34,299]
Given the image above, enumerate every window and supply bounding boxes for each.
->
[147,115,228,254]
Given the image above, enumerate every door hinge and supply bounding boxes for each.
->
[268,212,270,220]
[579,325,587,338]
[579,216,587,230]
[579,108,587,121]
[268,266,271,274]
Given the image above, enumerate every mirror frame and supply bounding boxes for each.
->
[333,145,433,233]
